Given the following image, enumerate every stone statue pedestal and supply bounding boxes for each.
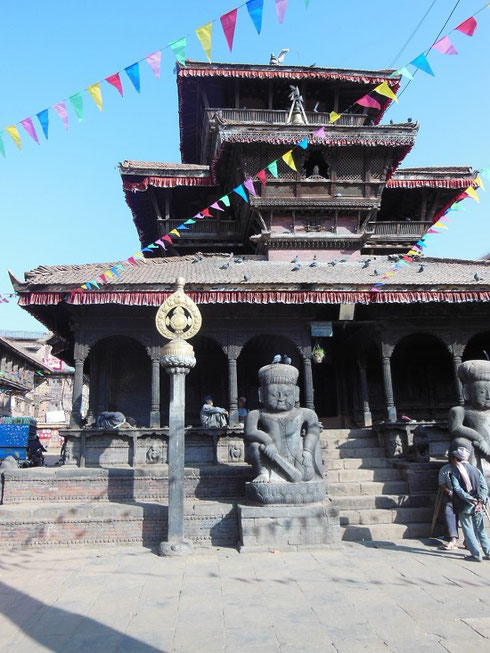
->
[238,500,340,552]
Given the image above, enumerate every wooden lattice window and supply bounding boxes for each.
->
[336,147,364,180]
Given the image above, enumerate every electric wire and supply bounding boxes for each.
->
[388,0,439,68]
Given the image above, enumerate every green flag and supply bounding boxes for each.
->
[69,92,84,122]
[170,37,186,66]
[219,195,231,207]
[267,160,278,178]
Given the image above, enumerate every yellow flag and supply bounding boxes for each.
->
[104,270,113,279]
[87,83,103,112]
[433,221,448,229]
[169,229,180,237]
[282,150,297,171]
[373,81,398,103]
[5,125,21,150]
[329,111,341,123]
[196,22,212,63]
[135,252,147,262]
[475,175,486,191]
[465,185,480,202]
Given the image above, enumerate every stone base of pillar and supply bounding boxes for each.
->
[363,411,373,427]
[159,539,193,557]
[387,407,397,423]
[149,410,160,428]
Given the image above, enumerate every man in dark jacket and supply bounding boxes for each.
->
[450,447,490,562]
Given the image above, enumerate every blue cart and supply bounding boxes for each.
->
[0,417,37,462]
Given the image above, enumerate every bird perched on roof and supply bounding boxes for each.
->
[340,258,348,263]
[373,269,380,276]
[309,261,318,268]
[283,355,292,365]
[219,263,229,270]
[474,273,483,281]
[328,259,338,267]
[243,274,250,282]
[291,255,299,263]
[418,265,424,273]
[291,264,301,271]
[362,260,370,269]
[269,48,289,65]
[389,119,394,125]
[234,257,243,264]
[191,256,202,264]
[272,354,282,364]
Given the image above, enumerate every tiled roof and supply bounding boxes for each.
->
[120,161,210,176]
[17,255,490,291]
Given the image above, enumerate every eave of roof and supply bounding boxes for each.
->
[0,335,51,371]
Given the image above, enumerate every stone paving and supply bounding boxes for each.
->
[1,539,490,653]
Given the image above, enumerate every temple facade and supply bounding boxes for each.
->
[11,61,490,436]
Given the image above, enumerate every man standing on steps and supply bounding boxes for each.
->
[438,455,459,550]
[449,447,490,562]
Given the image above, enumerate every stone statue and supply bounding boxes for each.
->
[244,362,325,504]
[448,359,490,477]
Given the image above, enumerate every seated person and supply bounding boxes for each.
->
[238,396,248,424]
[95,411,126,429]
[200,396,228,428]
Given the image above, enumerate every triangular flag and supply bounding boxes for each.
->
[69,92,84,121]
[243,178,257,197]
[246,0,264,34]
[402,256,414,263]
[433,222,448,229]
[267,160,278,178]
[155,239,167,250]
[135,252,146,261]
[36,109,49,139]
[127,257,138,266]
[427,228,440,234]
[125,63,140,93]
[20,117,39,144]
[329,111,341,123]
[141,247,153,253]
[200,208,212,217]
[313,126,325,138]
[196,22,212,63]
[90,279,100,289]
[282,150,297,171]
[455,16,477,37]
[5,125,21,150]
[106,73,123,96]
[184,218,196,224]
[433,35,458,55]
[169,229,180,237]
[146,51,161,79]
[275,0,288,24]
[417,241,427,248]
[410,53,434,76]
[305,0,310,7]
[0,132,5,158]
[474,176,485,191]
[99,274,107,283]
[479,167,490,180]
[210,202,224,211]
[170,37,186,66]
[449,202,465,211]
[465,186,480,202]
[373,81,398,103]
[356,95,381,110]
[87,83,103,111]
[117,263,126,270]
[147,243,159,249]
[392,67,413,80]
[81,284,89,290]
[177,224,190,230]
[220,9,238,52]
[111,267,120,277]
[53,102,69,130]
[297,137,308,149]
[162,235,173,243]
[256,169,267,187]
[233,185,248,202]
[219,195,231,207]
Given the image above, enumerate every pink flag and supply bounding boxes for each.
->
[256,169,267,187]
[53,102,68,130]
[162,235,173,243]
[106,72,124,96]
[433,35,458,55]
[356,94,381,110]
[275,0,288,23]
[20,117,39,144]
[427,228,439,234]
[220,8,238,52]
[211,201,224,211]
[455,16,477,36]
[146,51,162,79]
[243,178,257,197]
[200,208,212,217]
[313,126,325,138]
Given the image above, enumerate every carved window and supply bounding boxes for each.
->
[303,150,330,179]
[337,147,364,180]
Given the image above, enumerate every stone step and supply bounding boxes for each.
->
[327,447,386,460]
[325,458,390,470]
[339,506,434,527]
[328,480,409,496]
[334,494,432,511]
[340,522,431,542]
[323,437,380,450]
[326,468,402,483]
[321,429,374,440]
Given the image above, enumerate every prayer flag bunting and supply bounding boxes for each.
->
[233,185,248,202]
[474,176,485,190]
[170,37,186,65]
[100,274,107,283]
[243,178,257,197]
[145,51,161,79]
[297,137,308,149]
[427,228,439,234]
[196,22,212,63]
[456,16,477,37]
[465,186,480,202]
[449,202,465,211]
[313,127,325,138]
[169,229,180,236]
[410,53,434,76]
[220,8,238,52]
[106,73,123,96]
[282,150,297,171]
[162,235,173,243]
[147,243,159,249]
[90,279,100,289]
[373,81,398,102]
[127,257,138,266]
[480,167,490,180]
[256,169,267,186]
[275,0,288,24]
[20,117,39,144]
[125,63,141,93]
[184,219,196,224]
[219,195,231,207]
[200,208,212,217]
[433,222,448,229]
[69,92,84,121]
[433,35,458,55]
[111,267,120,277]
[5,125,21,150]
[135,252,146,261]
[356,95,381,110]
[53,102,69,130]
[391,67,413,80]
[117,263,125,270]
[177,224,190,230]
[0,133,5,158]
[155,239,167,250]
[329,111,341,123]
[36,109,49,139]
[210,201,224,211]
[246,0,264,34]
[267,160,278,178]
[87,83,103,111]
[141,247,153,253]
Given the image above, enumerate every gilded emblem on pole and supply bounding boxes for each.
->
[155,277,202,341]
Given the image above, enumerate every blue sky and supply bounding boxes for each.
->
[1,0,489,331]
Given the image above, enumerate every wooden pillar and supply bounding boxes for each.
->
[96,350,108,416]
[150,355,161,428]
[452,353,464,406]
[303,355,315,410]
[228,356,239,427]
[357,359,372,427]
[70,344,87,427]
[86,351,98,424]
[381,353,397,423]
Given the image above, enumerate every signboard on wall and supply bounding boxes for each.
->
[311,322,333,337]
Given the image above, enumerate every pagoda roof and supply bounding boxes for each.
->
[388,166,475,189]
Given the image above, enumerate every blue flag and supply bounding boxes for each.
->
[246,0,264,34]
[36,109,49,139]
[297,137,308,149]
[233,185,248,202]
[177,223,190,230]
[125,62,141,93]
[410,53,435,76]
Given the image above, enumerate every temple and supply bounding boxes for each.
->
[5,60,490,546]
